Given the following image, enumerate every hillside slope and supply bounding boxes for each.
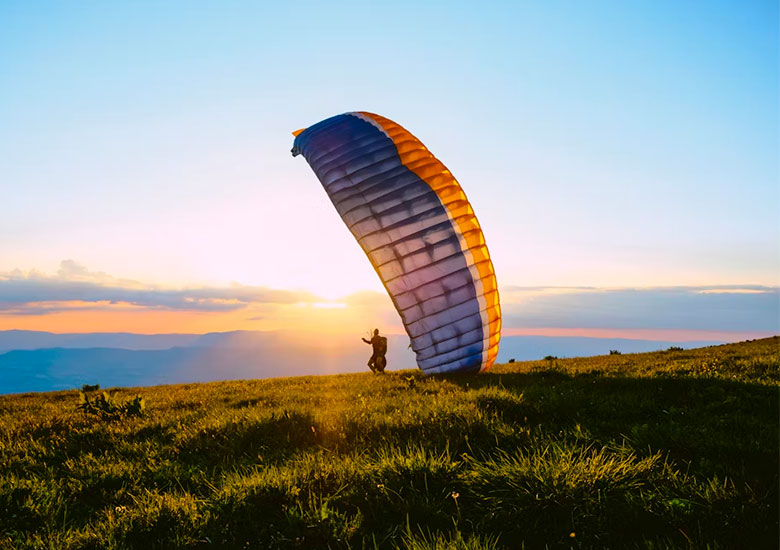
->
[0,337,777,549]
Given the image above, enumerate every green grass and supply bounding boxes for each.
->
[0,337,777,549]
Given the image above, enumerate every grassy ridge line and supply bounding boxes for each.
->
[0,337,777,549]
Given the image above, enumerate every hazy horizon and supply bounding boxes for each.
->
[2,327,755,394]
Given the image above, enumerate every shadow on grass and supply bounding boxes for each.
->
[176,410,320,467]
[444,370,778,485]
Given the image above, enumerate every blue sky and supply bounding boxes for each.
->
[0,1,777,336]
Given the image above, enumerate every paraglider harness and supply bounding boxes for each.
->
[364,333,388,373]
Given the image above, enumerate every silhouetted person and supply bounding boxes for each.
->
[362,329,387,373]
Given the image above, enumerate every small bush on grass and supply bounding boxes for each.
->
[77,391,145,420]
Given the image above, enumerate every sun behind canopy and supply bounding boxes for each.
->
[292,112,500,374]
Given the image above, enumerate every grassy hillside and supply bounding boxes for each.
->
[0,338,777,549]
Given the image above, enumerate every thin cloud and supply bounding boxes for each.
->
[0,261,318,314]
[501,286,780,332]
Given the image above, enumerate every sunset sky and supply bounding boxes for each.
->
[1,2,778,340]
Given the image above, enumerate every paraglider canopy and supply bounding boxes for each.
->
[292,112,501,374]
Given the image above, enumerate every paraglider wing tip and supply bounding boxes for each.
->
[291,127,306,156]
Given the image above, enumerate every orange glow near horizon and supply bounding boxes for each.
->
[0,300,407,335]
[1,304,773,343]
[0,308,252,334]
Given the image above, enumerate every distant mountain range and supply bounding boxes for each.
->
[0,330,721,394]
[0,330,417,394]
[0,329,204,353]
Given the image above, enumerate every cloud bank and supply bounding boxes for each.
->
[0,261,316,315]
[1,262,777,336]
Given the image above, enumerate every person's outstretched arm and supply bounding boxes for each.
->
[361,338,370,344]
